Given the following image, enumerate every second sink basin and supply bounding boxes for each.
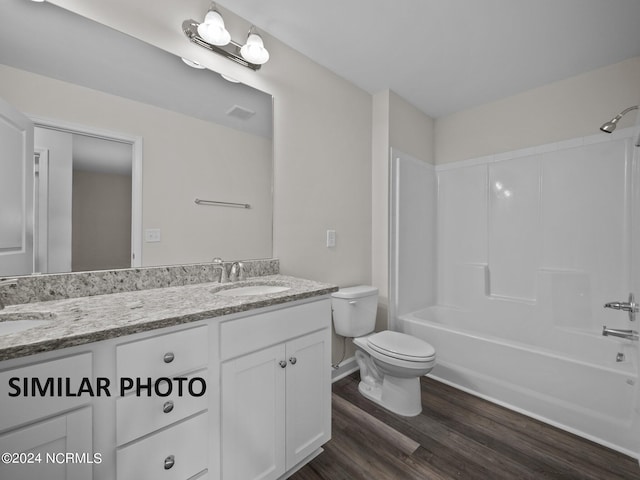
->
[0,319,50,335]
[0,311,55,335]
[216,285,291,297]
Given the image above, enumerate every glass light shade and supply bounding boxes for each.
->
[240,33,270,65]
[197,10,231,46]
[181,58,206,69]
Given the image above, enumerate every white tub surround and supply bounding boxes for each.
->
[391,127,640,458]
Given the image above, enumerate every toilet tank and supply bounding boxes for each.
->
[331,286,379,337]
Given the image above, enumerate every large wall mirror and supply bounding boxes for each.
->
[0,0,273,277]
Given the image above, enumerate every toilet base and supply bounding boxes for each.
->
[357,375,422,417]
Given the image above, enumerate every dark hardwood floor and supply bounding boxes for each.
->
[291,373,640,480]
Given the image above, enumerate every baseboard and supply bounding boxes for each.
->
[331,356,358,382]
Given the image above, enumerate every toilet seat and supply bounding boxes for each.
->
[367,330,435,362]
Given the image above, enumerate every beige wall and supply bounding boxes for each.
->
[72,170,132,271]
[436,56,640,164]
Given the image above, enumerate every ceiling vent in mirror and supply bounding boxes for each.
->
[226,105,256,121]
[183,3,270,71]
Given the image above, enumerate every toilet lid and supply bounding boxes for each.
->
[367,330,435,362]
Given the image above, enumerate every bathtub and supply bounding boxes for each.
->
[398,306,640,458]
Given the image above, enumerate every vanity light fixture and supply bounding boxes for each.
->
[182,5,270,71]
[197,6,230,46]
[240,27,270,65]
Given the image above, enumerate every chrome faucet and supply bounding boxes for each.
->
[604,293,638,322]
[602,326,639,341]
[229,262,245,282]
[0,279,18,310]
[211,258,229,283]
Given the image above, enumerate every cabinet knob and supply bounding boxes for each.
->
[164,455,175,470]
[289,357,297,365]
[163,352,175,363]
[279,360,287,368]
[163,401,174,414]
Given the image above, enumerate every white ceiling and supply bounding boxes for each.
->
[217,0,640,118]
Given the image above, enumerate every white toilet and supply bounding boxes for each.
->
[331,286,436,416]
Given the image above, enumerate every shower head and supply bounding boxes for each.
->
[600,105,639,134]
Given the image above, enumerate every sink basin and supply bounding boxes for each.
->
[0,319,50,335]
[0,311,55,335]
[216,285,291,297]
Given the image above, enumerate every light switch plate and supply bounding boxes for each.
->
[326,229,336,248]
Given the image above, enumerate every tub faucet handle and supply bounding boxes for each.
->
[604,293,638,322]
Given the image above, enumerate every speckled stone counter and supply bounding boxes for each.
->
[0,275,338,361]
[0,259,279,306]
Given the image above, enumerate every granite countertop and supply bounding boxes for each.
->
[0,275,338,361]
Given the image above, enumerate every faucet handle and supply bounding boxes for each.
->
[211,258,228,283]
[229,261,246,282]
[604,293,638,321]
[237,262,245,281]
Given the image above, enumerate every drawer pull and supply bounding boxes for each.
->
[279,360,287,368]
[289,357,297,365]
[164,455,175,470]
[163,352,175,363]
[163,401,174,414]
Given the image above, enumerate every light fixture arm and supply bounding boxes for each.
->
[183,19,264,70]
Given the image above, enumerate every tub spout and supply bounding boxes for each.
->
[602,326,639,341]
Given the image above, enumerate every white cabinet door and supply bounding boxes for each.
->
[0,96,34,276]
[0,407,93,480]
[285,329,331,470]
[221,344,286,480]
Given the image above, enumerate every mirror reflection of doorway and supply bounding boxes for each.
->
[34,127,133,274]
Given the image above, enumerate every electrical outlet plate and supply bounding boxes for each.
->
[145,228,161,243]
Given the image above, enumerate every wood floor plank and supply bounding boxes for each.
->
[420,378,640,479]
[328,377,545,480]
[290,374,640,480]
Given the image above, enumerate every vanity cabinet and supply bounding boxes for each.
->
[0,294,332,480]
[0,353,94,480]
[0,407,93,480]
[219,299,331,480]
[115,325,209,480]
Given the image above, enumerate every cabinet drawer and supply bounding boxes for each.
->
[116,369,208,445]
[220,299,330,360]
[117,412,208,480]
[117,325,207,380]
[0,352,92,431]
